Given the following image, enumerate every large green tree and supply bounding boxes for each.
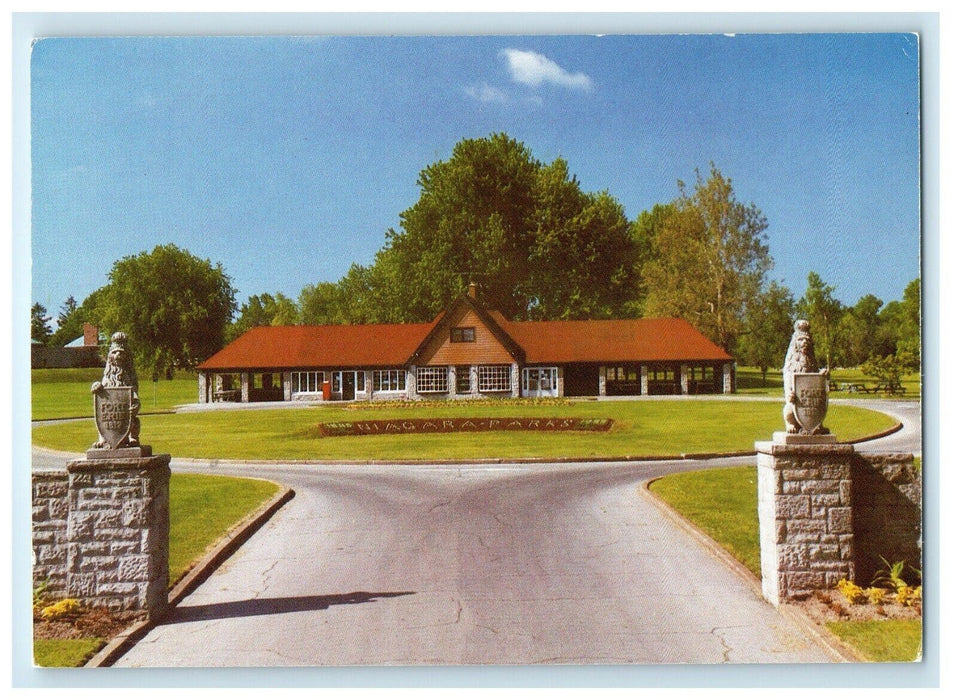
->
[48,296,82,347]
[227,292,299,341]
[91,244,237,379]
[834,294,887,367]
[31,302,52,344]
[737,281,796,385]
[366,133,636,322]
[641,164,772,352]
[796,271,843,369]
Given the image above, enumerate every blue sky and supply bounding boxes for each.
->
[30,33,920,320]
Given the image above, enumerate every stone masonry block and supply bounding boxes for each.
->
[783,468,819,481]
[785,570,826,591]
[783,481,804,495]
[809,543,840,562]
[801,479,842,495]
[827,507,854,534]
[118,555,152,582]
[776,495,811,519]
[778,544,810,570]
[811,494,841,508]
[820,464,851,480]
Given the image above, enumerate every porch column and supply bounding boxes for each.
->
[282,372,292,401]
[240,372,250,403]
[448,365,457,400]
[680,364,689,395]
[407,366,418,400]
[556,366,565,397]
[511,363,520,398]
[598,366,606,397]
[723,363,734,394]
[640,365,648,395]
[198,371,209,404]
[471,365,479,396]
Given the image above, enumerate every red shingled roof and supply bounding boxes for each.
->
[198,322,436,370]
[199,305,732,370]
[499,317,733,364]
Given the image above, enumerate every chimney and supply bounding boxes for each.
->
[467,282,477,299]
[83,323,99,347]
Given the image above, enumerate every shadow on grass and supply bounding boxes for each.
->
[163,591,416,624]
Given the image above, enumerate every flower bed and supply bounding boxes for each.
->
[317,416,613,437]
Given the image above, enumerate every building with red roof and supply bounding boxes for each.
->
[196,284,735,403]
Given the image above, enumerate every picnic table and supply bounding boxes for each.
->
[837,382,868,393]
[213,389,241,402]
[868,383,906,395]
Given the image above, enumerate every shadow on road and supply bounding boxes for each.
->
[162,591,416,624]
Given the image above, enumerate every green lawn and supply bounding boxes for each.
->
[32,369,198,420]
[648,466,760,574]
[32,400,897,461]
[33,638,106,668]
[648,466,922,663]
[736,366,921,399]
[825,620,922,662]
[169,473,281,584]
[34,473,281,667]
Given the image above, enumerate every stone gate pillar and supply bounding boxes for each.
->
[756,439,855,606]
[66,452,171,619]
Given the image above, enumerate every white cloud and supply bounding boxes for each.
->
[500,49,592,90]
[464,82,509,104]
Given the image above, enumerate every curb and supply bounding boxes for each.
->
[85,485,295,668]
[640,478,861,664]
[33,422,903,468]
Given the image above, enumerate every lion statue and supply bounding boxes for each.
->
[91,331,141,448]
[782,320,828,434]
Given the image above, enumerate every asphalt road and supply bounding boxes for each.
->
[112,457,838,666]
[32,398,920,667]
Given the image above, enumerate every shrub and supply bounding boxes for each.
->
[837,578,866,604]
[39,598,81,621]
[865,587,886,605]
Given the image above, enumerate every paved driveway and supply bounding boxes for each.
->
[114,459,835,666]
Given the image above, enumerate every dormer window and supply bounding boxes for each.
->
[450,326,476,343]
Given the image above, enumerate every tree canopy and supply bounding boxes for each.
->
[641,164,771,353]
[227,292,298,342]
[90,244,237,379]
[737,281,796,384]
[366,133,636,322]
[31,303,52,344]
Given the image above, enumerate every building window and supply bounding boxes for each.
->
[417,366,449,393]
[292,371,325,393]
[356,371,365,392]
[450,326,476,343]
[689,366,714,381]
[522,367,557,393]
[456,365,472,394]
[373,369,406,392]
[478,365,511,392]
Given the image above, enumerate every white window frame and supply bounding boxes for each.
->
[292,371,326,394]
[522,367,558,397]
[417,366,449,393]
[478,365,511,393]
[373,369,407,393]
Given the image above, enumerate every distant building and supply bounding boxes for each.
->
[31,323,104,369]
[197,285,735,404]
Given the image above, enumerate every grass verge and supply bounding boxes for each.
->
[32,369,198,420]
[825,620,922,662]
[736,366,920,399]
[32,400,897,461]
[34,473,281,667]
[33,638,106,668]
[648,466,921,663]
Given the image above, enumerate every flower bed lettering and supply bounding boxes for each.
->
[317,417,613,437]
